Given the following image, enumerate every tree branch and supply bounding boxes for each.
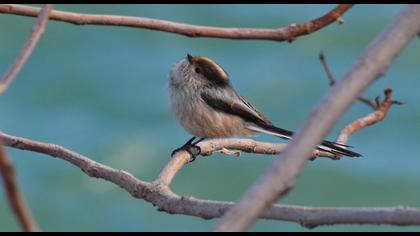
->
[319,52,404,145]
[337,88,404,144]
[0,142,39,231]
[0,4,416,231]
[0,4,353,42]
[1,131,420,229]
[319,52,377,110]
[199,138,336,160]
[213,5,420,232]
[0,4,52,232]
[0,4,53,95]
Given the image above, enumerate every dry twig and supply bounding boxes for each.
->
[0,4,353,42]
[337,88,404,144]
[319,52,404,146]
[0,143,39,231]
[319,52,377,109]
[0,4,53,95]
[0,4,53,232]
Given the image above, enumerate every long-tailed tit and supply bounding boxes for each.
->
[169,54,361,161]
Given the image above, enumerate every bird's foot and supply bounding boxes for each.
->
[171,139,202,163]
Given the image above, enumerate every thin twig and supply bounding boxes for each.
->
[319,52,404,147]
[1,131,420,228]
[0,143,39,231]
[0,4,53,95]
[0,4,353,42]
[337,88,404,144]
[213,5,420,232]
[0,4,52,232]
[319,52,377,110]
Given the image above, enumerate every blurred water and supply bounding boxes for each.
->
[1,4,420,232]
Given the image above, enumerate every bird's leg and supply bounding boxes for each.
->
[171,137,196,157]
[192,137,206,145]
[171,137,206,162]
[187,137,206,162]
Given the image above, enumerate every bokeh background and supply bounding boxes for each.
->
[1,4,419,232]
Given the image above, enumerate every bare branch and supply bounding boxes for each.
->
[1,131,420,229]
[337,88,403,144]
[319,52,404,147]
[0,4,52,232]
[0,4,353,42]
[0,4,53,95]
[0,143,39,231]
[213,5,420,232]
[0,4,416,231]
[198,138,337,160]
[318,52,336,86]
[319,52,377,110]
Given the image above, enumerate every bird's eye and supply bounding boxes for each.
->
[195,68,201,74]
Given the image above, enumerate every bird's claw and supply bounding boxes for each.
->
[171,143,202,163]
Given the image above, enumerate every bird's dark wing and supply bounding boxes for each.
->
[200,88,361,157]
[200,88,272,125]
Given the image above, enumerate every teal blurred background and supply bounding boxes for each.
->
[1,4,420,232]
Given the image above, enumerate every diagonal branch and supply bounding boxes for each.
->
[319,52,377,109]
[0,4,53,95]
[337,88,404,144]
[0,4,353,42]
[1,131,420,229]
[213,5,420,232]
[318,52,404,147]
[0,143,39,231]
[0,4,53,232]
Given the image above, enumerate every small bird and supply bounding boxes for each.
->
[169,54,361,161]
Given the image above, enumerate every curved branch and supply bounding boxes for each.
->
[213,5,420,232]
[0,143,39,231]
[0,4,53,95]
[0,4,53,232]
[319,52,404,146]
[337,88,404,144]
[0,4,353,42]
[1,131,420,229]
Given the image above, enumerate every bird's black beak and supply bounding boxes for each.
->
[187,53,193,63]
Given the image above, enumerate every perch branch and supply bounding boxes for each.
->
[213,5,420,231]
[0,4,53,95]
[0,4,353,42]
[1,131,420,228]
[198,138,336,159]
[0,143,39,231]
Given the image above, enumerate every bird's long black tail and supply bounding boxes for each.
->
[248,123,361,158]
